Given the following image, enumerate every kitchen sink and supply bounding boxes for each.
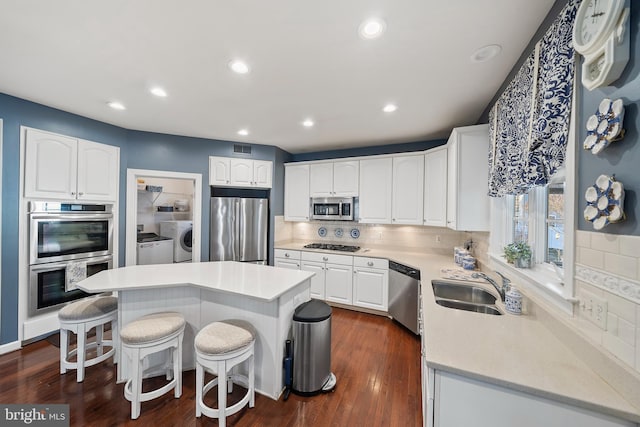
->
[431,281,497,305]
[435,299,502,316]
[431,280,502,315]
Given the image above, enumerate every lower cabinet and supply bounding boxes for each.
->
[352,257,389,311]
[424,369,636,427]
[274,249,301,270]
[300,251,353,304]
[276,249,390,312]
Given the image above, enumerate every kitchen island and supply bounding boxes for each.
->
[77,261,314,400]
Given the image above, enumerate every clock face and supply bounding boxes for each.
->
[578,0,611,45]
[573,0,623,55]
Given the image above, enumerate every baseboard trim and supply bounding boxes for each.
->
[0,340,21,355]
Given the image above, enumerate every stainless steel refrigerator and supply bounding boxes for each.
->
[210,197,268,263]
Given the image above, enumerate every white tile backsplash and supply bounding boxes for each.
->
[604,253,637,280]
[575,231,640,374]
[577,247,605,269]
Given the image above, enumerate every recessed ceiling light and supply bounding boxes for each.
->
[383,103,398,113]
[237,129,249,136]
[229,60,250,74]
[107,101,126,110]
[359,18,386,39]
[470,44,502,63]
[150,87,167,97]
[302,119,314,128]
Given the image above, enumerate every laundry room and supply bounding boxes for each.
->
[136,176,194,265]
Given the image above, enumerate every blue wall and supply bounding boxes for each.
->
[290,139,446,162]
[0,93,286,344]
[577,3,640,234]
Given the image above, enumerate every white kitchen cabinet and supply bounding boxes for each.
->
[300,251,353,304]
[429,370,635,427]
[274,249,301,270]
[209,156,231,186]
[392,154,424,225]
[284,164,310,221]
[300,260,326,299]
[310,160,359,197]
[423,146,448,227]
[24,128,119,201]
[208,157,272,188]
[446,124,490,231]
[352,257,389,311]
[359,157,393,223]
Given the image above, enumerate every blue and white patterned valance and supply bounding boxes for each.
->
[488,0,579,197]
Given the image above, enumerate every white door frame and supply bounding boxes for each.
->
[126,169,202,266]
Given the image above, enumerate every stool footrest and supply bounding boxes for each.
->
[124,377,180,403]
[198,375,252,418]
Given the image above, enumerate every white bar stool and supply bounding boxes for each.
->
[195,319,256,427]
[120,312,186,420]
[58,295,118,383]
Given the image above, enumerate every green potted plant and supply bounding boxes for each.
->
[503,242,532,268]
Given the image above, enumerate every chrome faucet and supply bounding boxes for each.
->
[471,271,511,301]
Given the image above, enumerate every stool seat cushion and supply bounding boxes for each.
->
[58,296,118,322]
[195,319,256,355]
[121,312,186,345]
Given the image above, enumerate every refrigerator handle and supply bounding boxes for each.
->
[235,199,241,260]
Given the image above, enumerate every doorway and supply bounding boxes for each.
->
[125,169,202,266]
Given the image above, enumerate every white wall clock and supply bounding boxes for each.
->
[572,0,630,90]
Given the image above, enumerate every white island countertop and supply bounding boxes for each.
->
[77,261,315,302]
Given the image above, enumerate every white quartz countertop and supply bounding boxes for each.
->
[276,241,640,422]
[77,261,315,302]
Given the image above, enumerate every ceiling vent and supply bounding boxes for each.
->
[233,144,252,155]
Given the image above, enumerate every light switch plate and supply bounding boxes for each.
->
[581,290,608,330]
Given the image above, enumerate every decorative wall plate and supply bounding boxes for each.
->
[334,228,344,238]
[317,227,327,237]
[583,98,625,154]
[584,174,625,230]
[350,228,360,239]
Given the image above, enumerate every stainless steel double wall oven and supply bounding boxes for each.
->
[28,201,113,316]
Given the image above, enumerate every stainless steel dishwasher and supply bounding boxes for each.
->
[388,261,421,335]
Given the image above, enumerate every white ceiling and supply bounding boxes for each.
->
[0,1,556,154]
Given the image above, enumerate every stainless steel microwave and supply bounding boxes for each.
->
[311,197,355,221]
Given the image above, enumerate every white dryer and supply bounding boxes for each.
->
[159,220,193,262]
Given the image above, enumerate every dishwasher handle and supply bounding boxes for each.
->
[389,261,421,280]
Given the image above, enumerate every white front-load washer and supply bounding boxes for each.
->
[159,220,193,262]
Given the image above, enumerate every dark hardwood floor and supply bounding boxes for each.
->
[0,308,422,426]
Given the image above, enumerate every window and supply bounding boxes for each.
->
[489,164,575,314]
[513,194,529,243]
[546,182,564,267]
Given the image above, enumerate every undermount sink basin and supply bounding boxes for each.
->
[431,281,497,305]
[435,299,502,316]
[431,280,502,315]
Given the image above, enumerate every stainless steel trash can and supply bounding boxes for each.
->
[292,299,334,395]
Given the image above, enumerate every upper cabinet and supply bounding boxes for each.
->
[24,128,119,201]
[208,156,272,188]
[392,154,424,225]
[446,124,490,231]
[423,146,448,227]
[359,157,393,223]
[309,160,359,197]
[284,164,310,221]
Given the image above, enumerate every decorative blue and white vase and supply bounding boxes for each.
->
[462,256,476,270]
[505,287,523,315]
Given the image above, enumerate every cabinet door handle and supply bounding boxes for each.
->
[322,257,328,261]
[285,253,290,258]
[367,261,374,266]
[78,192,84,196]
[71,192,76,195]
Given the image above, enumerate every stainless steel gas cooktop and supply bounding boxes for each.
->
[303,243,361,252]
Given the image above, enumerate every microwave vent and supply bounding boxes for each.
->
[233,144,252,155]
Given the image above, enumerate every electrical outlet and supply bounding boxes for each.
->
[581,290,608,330]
